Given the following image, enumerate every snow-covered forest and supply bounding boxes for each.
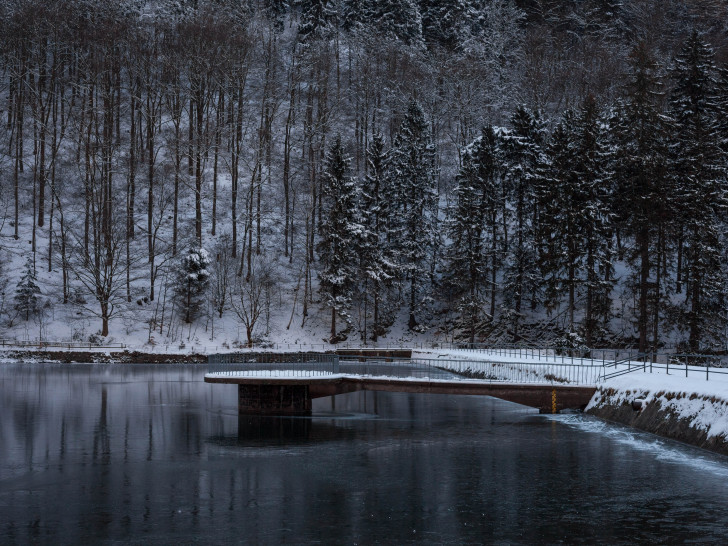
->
[2,0,728,352]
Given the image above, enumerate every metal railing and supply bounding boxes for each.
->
[601,354,728,381]
[426,356,604,385]
[452,346,656,365]
[206,353,605,385]
[205,349,728,385]
[207,353,341,377]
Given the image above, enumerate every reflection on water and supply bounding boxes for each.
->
[1,363,728,544]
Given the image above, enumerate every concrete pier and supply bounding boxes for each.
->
[237,384,312,415]
[205,375,597,415]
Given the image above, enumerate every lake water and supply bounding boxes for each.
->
[2,363,728,544]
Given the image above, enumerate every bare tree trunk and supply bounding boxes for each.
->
[231,85,240,257]
[302,213,311,327]
[128,78,137,240]
[246,165,256,281]
[147,87,156,301]
[212,90,223,236]
[194,82,205,247]
[173,108,181,256]
[188,97,194,176]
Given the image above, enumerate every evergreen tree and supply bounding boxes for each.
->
[14,258,41,322]
[501,106,546,339]
[388,100,439,330]
[341,0,365,31]
[338,0,425,44]
[538,98,613,345]
[572,95,614,347]
[358,133,394,342]
[359,0,424,46]
[445,128,501,342]
[176,247,211,324]
[262,0,288,30]
[479,126,505,323]
[419,0,474,49]
[669,31,727,351]
[611,42,671,352]
[537,112,576,323]
[296,0,335,42]
[716,66,728,155]
[317,135,360,342]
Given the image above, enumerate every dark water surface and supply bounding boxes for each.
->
[2,363,728,544]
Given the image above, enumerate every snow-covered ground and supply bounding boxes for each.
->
[586,371,728,441]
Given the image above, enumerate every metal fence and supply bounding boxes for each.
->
[424,356,605,385]
[207,353,341,377]
[207,353,606,385]
[452,346,658,365]
[602,356,728,381]
[205,349,728,385]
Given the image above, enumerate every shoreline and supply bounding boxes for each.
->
[0,349,208,364]
[586,386,728,456]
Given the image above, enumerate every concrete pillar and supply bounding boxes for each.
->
[238,384,312,416]
[238,416,312,439]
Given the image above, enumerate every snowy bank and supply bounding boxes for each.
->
[586,373,728,455]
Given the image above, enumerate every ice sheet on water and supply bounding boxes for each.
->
[549,414,728,478]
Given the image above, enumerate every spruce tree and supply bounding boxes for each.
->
[262,0,288,30]
[176,247,211,324]
[14,258,41,322]
[419,0,474,49]
[501,106,546,339]
[611,42,670,352]
[361,0,424,46]
[572,94,614,347]
[538,99,613,344]
[296,0,335,42]
[317,135,360,342]
[537,113,576,322]
[341,0,423,47]
[341,0,365,31]
[388,100,439,331]
[445,128,500,342]
[358,133,393,342]
[669,31,727,351]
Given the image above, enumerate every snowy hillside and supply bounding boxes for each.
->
[1,1,728,353]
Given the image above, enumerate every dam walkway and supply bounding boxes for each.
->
[204,352,610,415]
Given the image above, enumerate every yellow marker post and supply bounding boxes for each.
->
[551,389,557,414]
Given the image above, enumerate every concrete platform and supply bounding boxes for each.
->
[205,374,597,415]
